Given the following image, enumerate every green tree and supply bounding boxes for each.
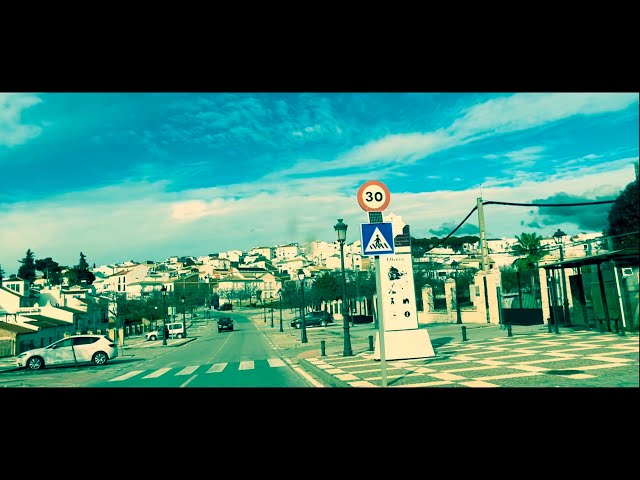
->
[35,257,63,285]
[499,265,518,293]
[510,232,545,271]
[18,249,37,284]
[606,179,639,249]
[67,252,96,286]
[310,272,340,308]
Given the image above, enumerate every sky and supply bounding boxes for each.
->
[0,92,638,275]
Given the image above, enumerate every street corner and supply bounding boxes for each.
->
[298,356,352,388]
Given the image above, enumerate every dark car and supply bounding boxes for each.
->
[217,316,234,333]
[291,310,333,329]
[346,314,374,324]
[219,303,233,311]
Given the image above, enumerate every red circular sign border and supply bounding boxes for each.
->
[357,180,391,212]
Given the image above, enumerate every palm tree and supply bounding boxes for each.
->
[510,232,545,304]
[510,232,545,270]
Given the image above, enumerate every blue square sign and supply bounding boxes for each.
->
[361,222,395,256]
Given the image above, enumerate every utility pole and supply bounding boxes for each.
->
[477,197,492,324]
[477,197,489,272]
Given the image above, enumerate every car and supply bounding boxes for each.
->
[16,334,119,371]
[145,322,185,341]
[346,314,374,324]
[219,303,233,311]
[217,316,233,333]
[291,310,333,329]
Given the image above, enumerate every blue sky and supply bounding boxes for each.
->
[0,92,638,275]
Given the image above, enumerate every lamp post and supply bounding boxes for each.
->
[298,269,308,343]
[181,294,187,338]
[270,300,274,328]
[263,298,267,323]
[334,218,353,357]
[278,290,283,332]
[161,285,168,345]
[154,306,158,330]
[553,228,571,325]
[451,260,462,324]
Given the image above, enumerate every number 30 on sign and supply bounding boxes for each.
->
[357,180,391,212]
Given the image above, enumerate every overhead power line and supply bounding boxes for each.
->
[424,198,617,254]
[483,200,616,207]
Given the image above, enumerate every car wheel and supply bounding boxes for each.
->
[295,324,301,329]
[230,326,233,331]
[177,333,183,339]
[321,320,327,327]
[92,351,109,365]
[218,328,222,333]
[150,335,157,341]
[27,356,44,370]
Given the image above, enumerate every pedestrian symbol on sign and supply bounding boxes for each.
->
[362,225,394,255]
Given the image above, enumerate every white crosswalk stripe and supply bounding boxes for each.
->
[110,370,145,382]
[206,363,227,373]
[143,367,171,379]
[239,360,254,370]
[176,366,199,376]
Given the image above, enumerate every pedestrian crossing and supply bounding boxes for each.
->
[108,357,288,382]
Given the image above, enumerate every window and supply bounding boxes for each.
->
[74,337,97,346]
[54,339,74,348]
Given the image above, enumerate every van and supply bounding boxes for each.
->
[145,322,185,341]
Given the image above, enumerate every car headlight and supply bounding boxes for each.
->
[17,353,26,359]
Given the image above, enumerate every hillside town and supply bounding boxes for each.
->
[3,225,635,360]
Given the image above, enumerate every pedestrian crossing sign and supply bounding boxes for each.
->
[361,222,395,256]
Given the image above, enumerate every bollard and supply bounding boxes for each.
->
[507,324,513,337]
[320,340,326,356]
[368,335,374,351]
[461,325,467,341]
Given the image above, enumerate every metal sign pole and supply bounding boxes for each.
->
[375,255,387,387]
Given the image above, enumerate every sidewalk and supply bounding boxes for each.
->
[243,308,639,388]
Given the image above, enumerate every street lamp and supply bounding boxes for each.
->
[451,260,462,324]
[298,269,308,343]
[278,290,283,332]
[553,228,571,326]
[270,299,274,328]
[161,285,168,345]
[334,218,353,357]
[181,294,187,338]
[154,306,158,330]
[263,298,267,323]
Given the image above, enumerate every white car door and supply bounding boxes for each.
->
[45,338,76,366]
[73,337,97,363]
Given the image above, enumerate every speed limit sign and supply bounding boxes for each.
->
[357,180,391,212]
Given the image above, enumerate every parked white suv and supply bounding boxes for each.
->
[16,334,118,370]
[145,322,185,341]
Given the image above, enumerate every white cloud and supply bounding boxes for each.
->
[1,159,635,273]
[449,92,638,139]
[277,93,638,177]
[0,93,43,147]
